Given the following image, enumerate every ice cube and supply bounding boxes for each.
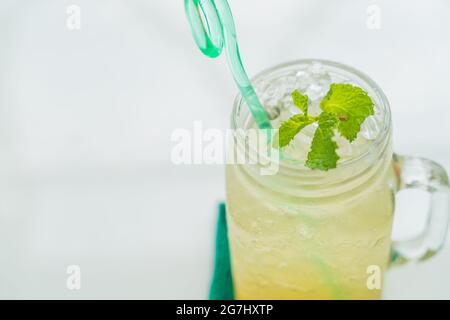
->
[306,83,326,101]
[284,73,298,92]
[295,62,332,103]
[295,70,312,91]
[307,100,322,116]
[281,94,301,116]
[360,116,380,140]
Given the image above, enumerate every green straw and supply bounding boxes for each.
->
[184,0,272,129]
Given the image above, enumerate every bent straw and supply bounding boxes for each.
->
[184,0,272,129]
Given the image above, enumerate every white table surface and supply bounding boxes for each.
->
[0,0,449,299]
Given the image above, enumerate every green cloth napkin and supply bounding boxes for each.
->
[209,203,234,300]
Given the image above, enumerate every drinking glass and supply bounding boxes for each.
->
[226,60,450,299]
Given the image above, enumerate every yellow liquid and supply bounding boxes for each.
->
[226,152,397,299]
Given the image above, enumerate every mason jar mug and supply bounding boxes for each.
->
[225,60,450,300]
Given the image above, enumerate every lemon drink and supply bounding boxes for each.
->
[226,60,396,299]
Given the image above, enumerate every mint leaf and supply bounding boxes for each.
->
[305,112,339,170]
[276,82,375,171]
[277,114,315,148]
[291,90,308,115]
[320,83,374,142]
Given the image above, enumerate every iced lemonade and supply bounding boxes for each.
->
[226,61,397,299]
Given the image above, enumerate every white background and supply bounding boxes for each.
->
[0,0,449,299]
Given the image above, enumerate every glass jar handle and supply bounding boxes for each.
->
[391,154,450,265]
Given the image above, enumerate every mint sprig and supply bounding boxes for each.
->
[277,84,374,171]
[320,84,374,142]
[305,112,339,171]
